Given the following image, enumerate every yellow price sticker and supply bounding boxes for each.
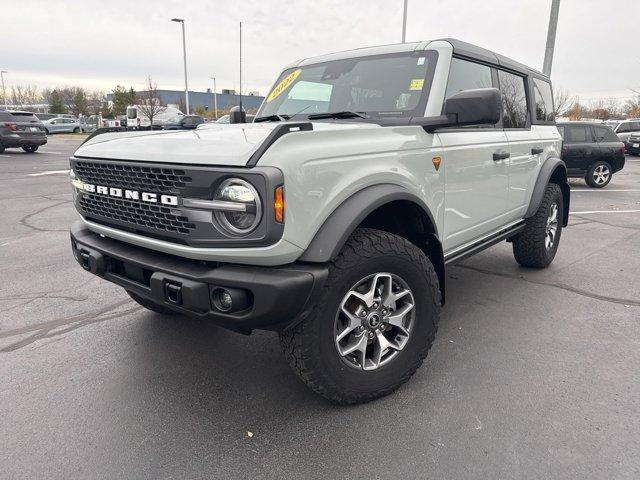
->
[409,79,424,91]
[266,69,302,102]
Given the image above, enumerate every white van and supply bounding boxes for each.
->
[126,105,184,129]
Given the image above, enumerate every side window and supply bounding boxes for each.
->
[617,123,630,133]
[594,126,618,143]
[497,70,528,128]
[444,58,492,99]
[565,126,589,143]
[533,78,554,122]
[631,122,640,132]
[556,125,565,139]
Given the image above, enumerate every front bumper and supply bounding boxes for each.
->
[70,222,328,333]
[1,134,47,147]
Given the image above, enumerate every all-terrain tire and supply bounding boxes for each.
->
[279,228,441,405]
[512,183,563,268]
[585,161,612,188]
[127,290,180,316]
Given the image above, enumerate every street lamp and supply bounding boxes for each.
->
[0,71,7,110]
[171,18,190,114]
[209,76,218,119]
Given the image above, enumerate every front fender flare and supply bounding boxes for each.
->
[299,184,438,262]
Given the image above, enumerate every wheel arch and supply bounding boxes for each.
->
[526,157,570,227]
[299,184,445,304]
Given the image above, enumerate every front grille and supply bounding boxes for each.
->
[74,161,193,195]
[80,193,196,235]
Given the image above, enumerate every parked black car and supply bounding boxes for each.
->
[626,132,640,156]
[163,115,204,130]
[557,122,625,188]
[0,110,47,153]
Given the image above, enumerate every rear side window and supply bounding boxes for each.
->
[497,70,528,128]
[631,122,640,131]
[617,123,632,133]
[565,126,590,143]
[593,126,619,142]
[444,58,492,99]
[533,78,554,122]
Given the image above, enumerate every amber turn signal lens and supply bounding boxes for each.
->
[274,186,285,223]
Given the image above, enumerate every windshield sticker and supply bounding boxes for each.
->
[417,57,426,65]
[409,79,424,91]
[266,69,302,102]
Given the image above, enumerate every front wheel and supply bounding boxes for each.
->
[585,161,612,188]
[280,228,441,405]
[22,146,39,153]
[512,183,563,268]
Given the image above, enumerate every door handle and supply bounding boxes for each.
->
[531,147,543,155]
[493,151,510,161]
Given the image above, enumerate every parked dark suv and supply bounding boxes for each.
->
[557,122,625,188]
[626,132,640,156]
[162,115,204,130]
[0,110,47,153]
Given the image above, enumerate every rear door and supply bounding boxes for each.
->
[497,69,540,219]
[560,125,597,173]
[439,57,510,251]
[593,124,624,168]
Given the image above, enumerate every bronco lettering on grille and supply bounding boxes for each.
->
[82,183,178,206]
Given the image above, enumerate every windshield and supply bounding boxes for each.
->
[257,51,436,120]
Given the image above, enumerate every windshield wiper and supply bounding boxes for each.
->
[307,111,369,120]
[254,114,290,123]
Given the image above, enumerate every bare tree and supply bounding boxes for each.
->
[604,97,622,118]
[136,76,166,127]
[627,89,640,118]
[86,90,105,116]
[553,88,576,118]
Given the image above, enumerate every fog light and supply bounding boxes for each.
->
[213,288,233,312]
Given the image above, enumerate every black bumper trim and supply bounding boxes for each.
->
[70,222,328,333]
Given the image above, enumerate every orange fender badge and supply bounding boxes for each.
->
[432,156,442,171]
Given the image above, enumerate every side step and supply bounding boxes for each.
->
[444,222,525,265]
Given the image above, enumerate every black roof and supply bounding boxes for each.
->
[437,38,548,79]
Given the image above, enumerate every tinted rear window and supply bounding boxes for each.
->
[533,78,554,122]
[565,126,590,143]
[9,112,39,122]
[593,126,619,143]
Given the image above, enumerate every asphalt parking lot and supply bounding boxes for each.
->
[1,136,639,479]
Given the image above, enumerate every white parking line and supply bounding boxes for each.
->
[27,170,70,177]
[571,189,640,193]
[570,210,640,215]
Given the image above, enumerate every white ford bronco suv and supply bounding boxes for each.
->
[70,39,569,404]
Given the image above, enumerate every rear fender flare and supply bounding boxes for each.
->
[526,157,570,227]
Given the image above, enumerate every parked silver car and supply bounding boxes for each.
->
[43,117,80,134]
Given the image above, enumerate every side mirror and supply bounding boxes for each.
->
[443,88,501,127]
[229,109,247,124]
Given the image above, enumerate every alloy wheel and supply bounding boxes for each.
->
[334,272,415,371]
[593,164,610,185]
[545,202,559,250]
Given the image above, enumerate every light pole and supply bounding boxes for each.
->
[171,18,189,114]
[543,0,561,76]
[401,0,408,43]
[0,71,7,110]
[209,76,218,119]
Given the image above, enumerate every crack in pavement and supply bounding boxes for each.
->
[0,298,142,353]
[18,200,72,233]
[572,214,640,232]
[457,264,640,307]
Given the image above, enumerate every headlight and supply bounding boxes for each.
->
[213,178,262,235]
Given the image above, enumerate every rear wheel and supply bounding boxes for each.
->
[127,290,180,316]
[22,146,39,153]
[280,228,441,405]
[73,127,80,133]
[44,128,50,135]
[585,161,612,188]
[512,183,563,268]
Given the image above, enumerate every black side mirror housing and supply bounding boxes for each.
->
[229,109,247,124]
[443,87,502,127]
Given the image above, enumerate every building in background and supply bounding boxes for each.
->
[107,89,264,114]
